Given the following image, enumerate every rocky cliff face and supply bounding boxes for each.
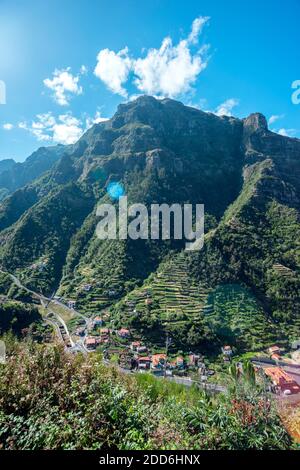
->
[242,112,300,209]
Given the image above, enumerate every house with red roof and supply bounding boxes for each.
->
[151,354,166,369]
[85,337,97,350]
[264,367,300,395]
[93,316,103,326]
[138,356,151,370]
[130,341,141,351]
[118,328,130,339]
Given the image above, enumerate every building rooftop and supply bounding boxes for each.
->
[265,367,295,384]
[268,345,281,353]
[118,328,130,335]
[85,337,97,345]
[152,354,167,366]
[100,328,110,334]
[271,353,281,360]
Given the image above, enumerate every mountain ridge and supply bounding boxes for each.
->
[0,95,299,352]
[0,144,68,202]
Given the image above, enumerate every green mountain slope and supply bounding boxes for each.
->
[0,96,299,352]
[0,158,15,174]
[0,144,67,201]
[0,183,95,292]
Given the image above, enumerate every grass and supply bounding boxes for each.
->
[47,301,77,323]
[135,372,205,405]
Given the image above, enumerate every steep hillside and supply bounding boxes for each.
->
[0,159,16,200]
[0,96,299,352]
[0,159,15,174]
[0,144,67,201]
[109,251,216,351]
[0,183,95,292]
[187,115,300,345]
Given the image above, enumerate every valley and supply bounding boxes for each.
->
[0,96,299,448]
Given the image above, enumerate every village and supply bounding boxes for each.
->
[61,297,300,400]
[74,313,209,378]
[2,264,300,402]
[23,258,300,400]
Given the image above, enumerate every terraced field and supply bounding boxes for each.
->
[58,242,299,352]
[58,239,126,316]
[202,284,277,350]
[113,251,211,337]
[272,263,295,277]
[150,253,209,321]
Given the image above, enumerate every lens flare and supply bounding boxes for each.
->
[107,181,125,200]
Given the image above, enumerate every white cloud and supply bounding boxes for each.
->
[2,123,13,130]
[80,65,88,75]
[44,68,83,105]
[85,110,109,129]
[94,16,210,98]
[18,109,110,145]
[188,16,209,44]
[18,112,82,144]
[214,98,239,116]
[94,47,132,97]
[133,39,208,97]
[52,114,83,144]
[276,128,297,137]
[18,113,54,142]
[268,114,284,125]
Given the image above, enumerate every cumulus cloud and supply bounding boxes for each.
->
[52,114,84,144]
[268,114,284,125]
[44,67,84,105]
[18,109,110,145]
[19,113,55,142]
[214,98,239,116]
[276,128,297,138]
[94,16,209,98]
[94,47,132,97]
[18,112,82,144]
[2,123,13,130]
[268,116,298,138]
[133,39,208,97]
[85,110,109,129]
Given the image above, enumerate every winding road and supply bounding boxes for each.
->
[0,268,84,350]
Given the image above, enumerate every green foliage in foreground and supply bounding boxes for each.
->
[0,341,292,450]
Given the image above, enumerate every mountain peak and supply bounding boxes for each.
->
[115,95,185,116]
[243,112,268,133]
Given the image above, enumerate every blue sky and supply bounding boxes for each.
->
[0,0,299,161]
